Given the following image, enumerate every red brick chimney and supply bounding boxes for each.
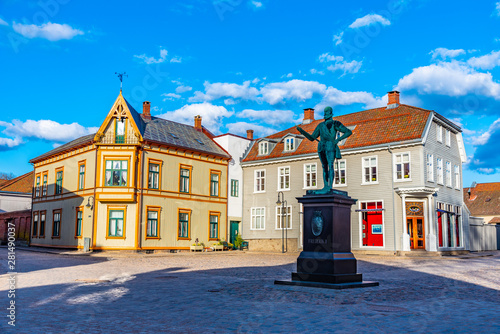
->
[246,129,254,140]
[143,101,151,120]
[303,108,315,124]
[194,115,202,131]
[387,91,400,108]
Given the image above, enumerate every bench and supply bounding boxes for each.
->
[240,241,249,250]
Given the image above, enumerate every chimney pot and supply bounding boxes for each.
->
[143,101,151,120]
[194,115,202,131]
[387,91,400,108]
[246,129,254,140]
[303,108,315,124]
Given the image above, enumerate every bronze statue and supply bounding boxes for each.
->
[296,106,352,194]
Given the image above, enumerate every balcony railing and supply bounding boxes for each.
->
[96,131,140,145]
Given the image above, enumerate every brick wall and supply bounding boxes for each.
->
[0,209,31,244]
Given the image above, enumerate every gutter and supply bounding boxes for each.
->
[387,145,397,255]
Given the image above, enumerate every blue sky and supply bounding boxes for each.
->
[0,0,499,187]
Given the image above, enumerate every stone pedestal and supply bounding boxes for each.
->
[275,190,379,289]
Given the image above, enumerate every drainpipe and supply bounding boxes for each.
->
[138,148,145,251]
[388,145,397,255]
[91,147,98,250]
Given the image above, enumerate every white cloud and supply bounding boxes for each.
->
[261,80,326,105]
[430,48,466,60]
[175,85,192,94]
[396,61,500,99]
[251,1,263,9]
[0,119,97,143]
[0,18,8,26]
[156,103,233,133]
[170,56,182,63]
[12,22,83,41]
[310,69,325,75]
[162,93,181,101]
[0,137,22,149]
[286,73,293,78]
[237,109,296,125]
[225,122,277,138]
[333,32,343,46]
[319,53,362,75]
[349,14,390,29]
[316,87,382,111]
[134,49,169,64]
[467,50,500,70]
[495,2,500,16]
[189,81,259,103]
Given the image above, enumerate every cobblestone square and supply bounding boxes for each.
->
[1,249,499,333]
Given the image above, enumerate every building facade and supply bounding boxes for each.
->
[30,92,230,250]
[241,91,468,253]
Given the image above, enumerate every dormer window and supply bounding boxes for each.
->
[284,137,295,152]
[115,118,126,144]
[259,142,269,155]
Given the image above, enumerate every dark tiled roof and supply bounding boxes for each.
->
[0,171,33,194]
[464,182,500,217]
[125,99,145,136]
[242,104,432,163]
[30,134,95,163]
[490,217,500,223]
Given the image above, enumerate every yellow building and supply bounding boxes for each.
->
[30,92,230,251]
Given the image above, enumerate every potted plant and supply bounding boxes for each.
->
[212,241,224,251]
[190,238,205,252]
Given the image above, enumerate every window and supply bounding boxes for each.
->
[108,210,124,237]
[445,161,452,187]
[230,179,239,197]
[210,171,220,197]
[446,129,451,147]
[334,160,346,185]
[394,153,410,181]
[304,163,317,188]
[437,124,443,143]
[426,154,434,182]
[179,166,191,193]
[32,212,39,237]
[178,210,190,239]
[284,137,295,152]
[148,162,160,189]
[276,205,292,229]
[75,207,83,237]
[35,175,40,197]
[78,163,85,190]
[436,158,443,185]
[362,156,378,184]
[278,166,290,190]
[115,119,126,143]
[454,165,460,189]
[251,207,265,230]
[437,202,462,249]
[360,201,384,247]
[52,210,61,237]
[105,160,128,187]
[39,211,46,237]
[209,212,220,239]
[42,173,48,196]
[258,141,269,155]
[55,169,63,194]
[254,169,265,193]
[146,208,160,238]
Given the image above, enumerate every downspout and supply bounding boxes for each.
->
[388,145,397,255]
[138,148,145,251]
[29,163,35,247]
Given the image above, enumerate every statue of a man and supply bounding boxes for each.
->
[296,106,352,194]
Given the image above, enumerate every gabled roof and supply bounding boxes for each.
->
[30,134,95,163]
[464,182,500,217]
[0,171,33,194]
[242,104,433,163]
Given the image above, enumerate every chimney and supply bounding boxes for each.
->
[194,115,202,131]
[143,101,151,120]
[246,129,254,140]
[387,91,400,109]
[303,108,315,124]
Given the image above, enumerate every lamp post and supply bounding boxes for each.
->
[276,191,288,253]
[85,196,95,252]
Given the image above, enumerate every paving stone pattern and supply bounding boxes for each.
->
[0,249,499,333]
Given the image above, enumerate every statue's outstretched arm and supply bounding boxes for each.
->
[296,126,318,142]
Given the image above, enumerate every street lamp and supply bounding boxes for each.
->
[85,196,94,210]
[276,191,288,253]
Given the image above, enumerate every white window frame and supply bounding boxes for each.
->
[250,207,265,230]
[445,129,451,147]
[445,161,452,188]
[278,166,291,191]
[426,153,434,183]
[258,142,269,155]
[436,157,443,185]
[393,152,411,182]
[275,205,292,230]
[454,165,460,190]
[284,137,295,152]
[362,156,378,185]
[334,159,347,186]
[254,169,266,193]
[358,200,385,249]
[437,124,443,143]
[303,163,317,189]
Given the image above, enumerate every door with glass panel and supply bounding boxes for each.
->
[406,217,425,249]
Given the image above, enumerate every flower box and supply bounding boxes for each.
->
[212,245,224,251]
[190,245,204,252]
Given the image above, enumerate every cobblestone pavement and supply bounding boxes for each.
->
[1,249,499,333]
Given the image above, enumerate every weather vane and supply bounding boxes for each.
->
[115,72,128,91]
